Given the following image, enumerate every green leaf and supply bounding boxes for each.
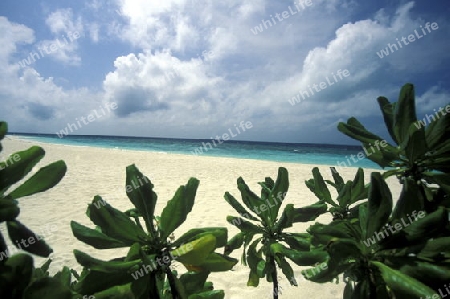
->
[74,269,135,295]
[87,196,148,245]
[393,83,418,144]
[267,167,289,225]
[224,232,245,255]
[366,173,392,238]
[179,271,209,296]
[237,177,269,224]
[404,123,428,162]
[173,227,228,248]
[70,221,127,249]
[391,178,424,221]
[377,96,398,144]
[274,255,297,286]
[73,249,141,272]
[190,253,238,272]
[330,167,345,188]
[125,164,158,238]
[292,202,327,223]
[7,160,67,200]
[226,216,262,234]
[0,199,20,222]
[371,261,436,298]
[338,118,384,145]
[0,146,45,194]
[282,233,311,251]
[159,178,199,240]
[403,207,447,243]
[310,167,334,205]
[23,277,72,299]
[270,243,327,266]
[7,220,52,257]
[425,110,450,149]
[173,234,217,266]
[223,192,258,221]
[188,290,225,299]
[274,204,295,231]
[349,168,367,204]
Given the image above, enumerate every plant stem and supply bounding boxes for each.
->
[272,260,279,299]
[166,266,181,299]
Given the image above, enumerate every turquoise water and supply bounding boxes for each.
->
[9,133,381,169]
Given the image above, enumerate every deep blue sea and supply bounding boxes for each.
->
[8,133,381,169]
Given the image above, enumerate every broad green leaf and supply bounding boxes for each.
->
[173,234,216,266]
[179,271,209,296]
[282,233,311,251]
[73,269,135,295]
[330,167,345,188]
[91,284,134,299]
[311,167,334,205]
[425,110,450,149]
[349,168,367,204]
[224,232,245,255]
[274,255,297,286]
[366,173,392,238]
[418,237,450,260]
[7,220,52,257]
[403,207,447,243]
[7,160,66,200]
[125,164,157,238]
[393,83,418,145]
[0,199,19,222]
[337,118,384,145]
[70,221,127,249]
[226,216,263,234]
[73,249,141,272]
[236,177,269,224]
[377,96,398,144]
[87,196,147,245]
[270,243,327,266]
[23,277,72,299]
[159,178,199,240]
[391,178,424,221]
[292,202,327,223]
[188,290,225,299]
[0,146,45,194]
[223,192,258,221]
[370,261,435,298]
[274,204,295,231]
[267,167,289,225]
[404,123,428,162]
[173,227,227,248]
[189,253,238,272]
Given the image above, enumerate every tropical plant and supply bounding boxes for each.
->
[299,84,450,298]
[71,164,237,299]
[223,167,328,299]
[0,121,70,298]
[338,83,450,216]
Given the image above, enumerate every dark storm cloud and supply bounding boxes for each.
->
[27,102,55,120]
[113,88,170,118]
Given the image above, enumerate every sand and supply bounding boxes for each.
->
[0,136,402,299]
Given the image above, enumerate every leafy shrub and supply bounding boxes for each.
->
[71,164,237,299]
[0,121,69,298]
[224,167,328,299]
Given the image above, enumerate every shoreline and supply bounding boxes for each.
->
[5,134,380,170]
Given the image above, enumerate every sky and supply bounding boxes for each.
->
[0,0,449,145]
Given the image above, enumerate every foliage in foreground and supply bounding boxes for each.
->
[0,121,69,298]
[71,164,237,299]
[223,167,328,298]
[299,83,450,298]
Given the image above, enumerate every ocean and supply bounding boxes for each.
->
[8,133,381,169]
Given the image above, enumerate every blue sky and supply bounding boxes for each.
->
[0,0,449,144]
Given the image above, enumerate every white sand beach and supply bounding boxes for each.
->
[0,137,402,299]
